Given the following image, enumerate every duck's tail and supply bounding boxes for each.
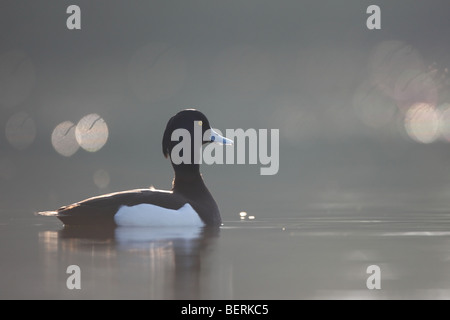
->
[35,210,59,217]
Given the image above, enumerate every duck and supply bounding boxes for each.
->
[38,109,233,227]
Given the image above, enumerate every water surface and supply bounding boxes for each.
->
[2,207,450,299]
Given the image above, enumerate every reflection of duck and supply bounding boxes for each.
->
[58,225,220,247]
[55,225,220,299]
[39,110,232,227]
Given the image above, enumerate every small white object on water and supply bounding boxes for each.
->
[239,211,255,221]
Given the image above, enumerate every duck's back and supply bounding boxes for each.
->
[51,189,190,226]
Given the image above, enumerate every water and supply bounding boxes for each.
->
[3,206,450,299]
[2,137,450,300]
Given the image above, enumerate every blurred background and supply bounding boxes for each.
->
[1,0,450,221]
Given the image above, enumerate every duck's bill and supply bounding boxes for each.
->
[210,128,234,145]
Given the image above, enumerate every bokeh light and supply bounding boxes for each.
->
[51,121,79,157]
[394,69,438,106]
[5,111,36,150]
[93,168,110,189]
[404,103,439,143]
[75,113,109,152]
[0,50,35,108]
[238,211,256,221]
[369,41,424,99]
[127,43,186,103]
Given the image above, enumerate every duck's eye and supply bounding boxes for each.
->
[197,121,203,126]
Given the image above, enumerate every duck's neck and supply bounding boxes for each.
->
[172,164,207,197]
[171,163,221,226]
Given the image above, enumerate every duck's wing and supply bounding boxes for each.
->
[50,188,188,226]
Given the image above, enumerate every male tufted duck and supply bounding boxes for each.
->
[39,109,232,227]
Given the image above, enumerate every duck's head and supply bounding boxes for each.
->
[162,109,232,169]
